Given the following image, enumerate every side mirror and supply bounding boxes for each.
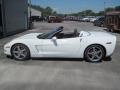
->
[52,37,57,40]
[79,33,83,37]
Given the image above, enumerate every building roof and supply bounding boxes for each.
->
[28,7,42,17]
[106,11,120,15]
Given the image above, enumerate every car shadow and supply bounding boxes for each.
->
[32,57,112,62]
[6,56,112,63]
[32,57,84,62]
[104,57,112,61]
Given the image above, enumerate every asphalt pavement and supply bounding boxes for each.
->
[0,21,120,90]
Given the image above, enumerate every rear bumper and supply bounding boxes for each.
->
[106,37,117,57]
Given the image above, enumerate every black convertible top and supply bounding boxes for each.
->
[37,26,64,39]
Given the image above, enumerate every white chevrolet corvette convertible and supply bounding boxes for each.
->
[4,26,116,62]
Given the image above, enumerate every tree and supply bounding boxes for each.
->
[30,5,44,12]
[30,5,57,17]
[30,4,120,17]
[52,11,57,15]
[43,7,53,16]
[81,10,95,16]
[115,6,120,11]
[105,7,114,12]
[45,7,53,13]
[96,11,104,16]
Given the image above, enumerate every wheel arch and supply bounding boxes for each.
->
[10,43,31,57]
[84,44,106,58]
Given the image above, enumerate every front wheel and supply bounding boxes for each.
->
[84,45,105,63]
[11,44,30,61]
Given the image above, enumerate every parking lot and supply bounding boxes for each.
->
[0,21,120,90]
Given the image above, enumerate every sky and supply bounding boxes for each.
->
[31,0,120,14]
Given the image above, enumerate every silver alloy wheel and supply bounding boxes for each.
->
[87,46,103,62]
[12,45,27,60]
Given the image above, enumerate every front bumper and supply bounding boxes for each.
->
[4,44,11,56]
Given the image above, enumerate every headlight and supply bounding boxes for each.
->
[4,43,11,49]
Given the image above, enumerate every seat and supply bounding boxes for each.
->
[73,29,79,37]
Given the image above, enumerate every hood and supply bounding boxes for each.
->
[5,33,42,46]
[16,33,42,39]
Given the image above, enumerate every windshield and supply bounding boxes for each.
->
[37,27,63,39]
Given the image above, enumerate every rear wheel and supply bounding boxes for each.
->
[84,45,105,63]
[11,44,30,61]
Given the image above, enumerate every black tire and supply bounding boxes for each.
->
[11,44,30,61]
[84,45,105,63]
[6,55,13,59]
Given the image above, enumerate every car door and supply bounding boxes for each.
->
[42,37,81,58]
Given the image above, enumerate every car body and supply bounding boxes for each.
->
[90,17,98,23]
[81,17,90,22]
[47,16,63,23]
[93,16,105,27]
[64,16,81,21]
[4,27,116,62]
[82,16,96,22]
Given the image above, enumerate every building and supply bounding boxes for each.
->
[0,0,28,38]
[28,7,42,17]
[105,11,120,32]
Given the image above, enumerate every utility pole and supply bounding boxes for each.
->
[104,1,106,28]
[104,1,106,15]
